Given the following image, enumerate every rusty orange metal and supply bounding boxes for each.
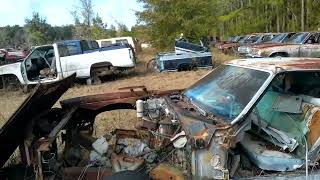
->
[307,111,320,147]
[149,164,185,180]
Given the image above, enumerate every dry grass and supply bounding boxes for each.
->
[0,48,236,129]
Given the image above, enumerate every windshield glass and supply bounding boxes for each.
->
[270,33,287,43]
[286,32,309,44]
[184,65,270,122]
[244,35,259,43]
[239,35,251,43]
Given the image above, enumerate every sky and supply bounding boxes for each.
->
[0,0,143,29]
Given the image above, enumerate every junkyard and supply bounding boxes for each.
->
[1,0,320,180]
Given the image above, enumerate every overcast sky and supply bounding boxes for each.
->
[0,0,142,29]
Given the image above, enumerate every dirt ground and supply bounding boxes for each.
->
[0,48,235,131]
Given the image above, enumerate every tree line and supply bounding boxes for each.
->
[136,0,320,49]
[2,0,319,50]
[0,0,132,49]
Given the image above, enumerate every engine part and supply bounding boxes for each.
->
[111,153,145,172]
[159,122,174,136]
[138,117,158,130]
[117,138,149,156]
[136,100,144,118]
[92,137,109,155]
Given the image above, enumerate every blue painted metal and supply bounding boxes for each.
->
[155,40,213,72]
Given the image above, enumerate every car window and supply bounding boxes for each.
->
[25,47,53,67]
[58,42,81,57]
[101,41,112,47]
[116,39,129,45]
[286,32,309,44]
[91,41,99,49]
[80,40,90,52]
[305,33,320,44]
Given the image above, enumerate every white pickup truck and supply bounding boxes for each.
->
[0,40,135,90]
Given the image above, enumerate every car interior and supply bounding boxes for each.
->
[25,46,57,81]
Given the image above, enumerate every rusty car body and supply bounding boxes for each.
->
[214,35,244,49]
[247,32,320,58]
[2,58,320,179]
[218,34,263,54]
[236,33,289,56]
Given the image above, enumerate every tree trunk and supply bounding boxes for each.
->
[276,5,280,32]
[301,0,305,31]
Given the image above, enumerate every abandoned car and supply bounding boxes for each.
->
[247,32,320,58]
[2,57,320,179]
[236,33,279,56]
[148,39,213,72]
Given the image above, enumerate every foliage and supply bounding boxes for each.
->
[24,12,51,45]
[136,0,320,49]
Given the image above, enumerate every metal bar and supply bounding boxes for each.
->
[48,107,77,138]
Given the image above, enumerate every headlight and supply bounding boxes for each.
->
[245,47,250,53]
[251,48,261,56]
[256,49,261,56]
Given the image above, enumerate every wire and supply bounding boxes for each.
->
[304,137,308,180]
[77,163,93,180]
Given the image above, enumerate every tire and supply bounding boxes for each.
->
[86,76,101,85]
[146,58,156,71]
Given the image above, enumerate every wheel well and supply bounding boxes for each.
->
[0,74,21,90]
[270,52,288,57]
[90,62,113,76]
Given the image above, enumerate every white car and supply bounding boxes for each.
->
[0,40,135,90]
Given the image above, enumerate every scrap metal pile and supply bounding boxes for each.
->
[2,58,320,179]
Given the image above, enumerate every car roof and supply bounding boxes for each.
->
[227,57,320,72]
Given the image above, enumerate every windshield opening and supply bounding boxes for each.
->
[184,65,270,122]
[285,32,309,44]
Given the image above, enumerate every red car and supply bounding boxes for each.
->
[0,49,28,64]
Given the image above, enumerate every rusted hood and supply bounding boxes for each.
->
[61,87,183,112]
[0,74,75,167]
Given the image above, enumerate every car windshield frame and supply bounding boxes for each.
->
[184,64,271,123]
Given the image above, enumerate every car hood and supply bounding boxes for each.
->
[220,42,239,49]
[0,74,75,167]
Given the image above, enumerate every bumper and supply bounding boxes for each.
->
[245,54,263,58]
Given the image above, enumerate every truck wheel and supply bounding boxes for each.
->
[86,76,101,85]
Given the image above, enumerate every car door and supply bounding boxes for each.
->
[22,46,58,84]
[299,33,320,58]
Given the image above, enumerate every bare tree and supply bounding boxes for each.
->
[72,0,94,39]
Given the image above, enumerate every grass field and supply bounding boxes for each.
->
[0,48,236,131]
